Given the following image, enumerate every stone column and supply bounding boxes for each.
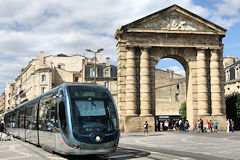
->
[116,42,127,116]
[140,47,152,115]
[197,49,209,115]
[210,49,223,115]
[125,47,137,115]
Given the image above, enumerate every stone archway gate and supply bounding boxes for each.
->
[115,5,227,133]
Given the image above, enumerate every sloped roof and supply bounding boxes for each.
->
[116,4,226,37]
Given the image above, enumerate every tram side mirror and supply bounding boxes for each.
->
[56,94,63,103]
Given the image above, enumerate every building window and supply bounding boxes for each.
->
[41,74,46,82]
[41,87,46,94]
[227,88,231,95]
[91,69,95,77]
[105,69,109,77]
[175,93,179,101]
[238,86,240,93]
[177,84,179,90]
[74,77,79,82]
[104,82,110,89]
[58,64,61,69]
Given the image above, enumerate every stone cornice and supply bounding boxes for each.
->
[126,29,225,36]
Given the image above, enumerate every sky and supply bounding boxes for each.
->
[0,0,239,93]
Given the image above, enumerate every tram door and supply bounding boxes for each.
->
[39,92,57,150]
[56,88,68,152]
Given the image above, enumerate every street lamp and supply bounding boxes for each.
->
[85,48,104,83]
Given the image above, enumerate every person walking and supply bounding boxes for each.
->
[144,121,149,134]
[230,119,234,133]
[200,119,204,133]
[226,119,230,133]
[206,120,209,132]
[214,120,218,133]
[0,121,5,141]
[164,120,169,131]
[210,120,213,132]
[197,120,200,133]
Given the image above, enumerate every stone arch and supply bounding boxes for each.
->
[115,5,227,132]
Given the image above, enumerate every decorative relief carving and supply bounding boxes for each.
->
[139,11,207,31]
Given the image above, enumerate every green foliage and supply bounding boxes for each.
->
[179,101,186,119]
[225,93,240,129]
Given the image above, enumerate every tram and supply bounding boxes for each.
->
[4,83,119,155]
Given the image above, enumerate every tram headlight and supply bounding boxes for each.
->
[95,136,101,142]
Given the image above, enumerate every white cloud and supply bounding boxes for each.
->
[0,0,237,93]
[210,0,240,27]
[166,66,186,77]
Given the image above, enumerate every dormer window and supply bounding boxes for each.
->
[104,81,110,89]
[227,88,231,95]
[105,69,110,77]
[91,69,95,77]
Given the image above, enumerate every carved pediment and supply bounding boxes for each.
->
[138,11,210,31]
[117,5,226,35]
[138,11,207,31]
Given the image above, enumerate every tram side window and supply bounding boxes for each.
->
[12,113,17,128]
[5,115,9,128]
[32,103,38,130]
[107,101,118,130]
[39,102,45,131]
[59,101,67,134]
[39,97,56,132]
[25,106,34,129]
[18,109,25,128]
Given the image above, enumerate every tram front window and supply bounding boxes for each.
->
[68,86,118,134]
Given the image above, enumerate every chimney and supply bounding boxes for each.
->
[106,57,110,66]
[99,53,103,63]
[39,51,44,65]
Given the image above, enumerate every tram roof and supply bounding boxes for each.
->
[4,82,107,115]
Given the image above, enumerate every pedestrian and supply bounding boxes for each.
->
[200,119,204,133]
[210,120,213,132]
[164,120,169,131]
[185,120,189,132]
[155,120,159,132]
[157,120,160,131]
[176,120,180,131]
[230,119,234,132]
[226,119,230,133]
[214,120,218,133]
[179,119,182,132]
[197,120,200,133]
[0,121,5,141]
[206,120,209,132]
[144,121,149,134]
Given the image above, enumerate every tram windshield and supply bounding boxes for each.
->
[68,86,118,134]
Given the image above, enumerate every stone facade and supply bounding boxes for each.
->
[155,69,186,116]
[115,4,227,132]
[84,57,118,104]
[224,55,240,95]
[0,92,5,119]
[1,52,85,112]
[0,52,119,116]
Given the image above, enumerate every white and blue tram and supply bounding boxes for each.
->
[4,83,119,155]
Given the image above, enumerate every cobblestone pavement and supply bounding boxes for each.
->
[0,131,239,160]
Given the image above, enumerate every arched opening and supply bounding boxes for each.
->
[154,57,188,131]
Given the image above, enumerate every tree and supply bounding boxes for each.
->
[179,101,186,119]
[225,93,240,130]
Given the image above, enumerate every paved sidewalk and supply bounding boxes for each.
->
[119,130,240,160]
